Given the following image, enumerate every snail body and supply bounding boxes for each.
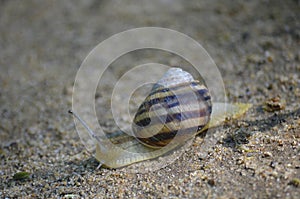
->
[70,67,252,168]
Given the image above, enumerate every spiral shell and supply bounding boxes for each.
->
[132,68,212,148]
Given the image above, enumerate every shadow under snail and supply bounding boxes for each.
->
[69,67,252,168]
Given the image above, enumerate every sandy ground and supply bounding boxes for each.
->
[0,0,299,198]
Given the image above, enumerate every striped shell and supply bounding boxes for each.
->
[132,68,212,148]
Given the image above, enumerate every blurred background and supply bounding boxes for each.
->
[0,0,299,198]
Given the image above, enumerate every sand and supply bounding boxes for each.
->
[0,0,299,198]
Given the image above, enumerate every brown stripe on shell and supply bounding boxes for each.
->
[134,83,211,125]
[132,80,212,148]
[135,108,211,127]
[135,81,208,116]
[137,124,207,148]
[134,116,210,139]
[134,82,211,122]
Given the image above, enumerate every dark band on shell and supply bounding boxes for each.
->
[132,68,212,148]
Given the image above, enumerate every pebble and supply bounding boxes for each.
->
[263,152,273,158]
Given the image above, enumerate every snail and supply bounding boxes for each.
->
[69,67,252,168]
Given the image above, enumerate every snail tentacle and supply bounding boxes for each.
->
[68,110,108,157]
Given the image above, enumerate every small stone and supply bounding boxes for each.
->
[288,178,300,187]
[207,179,216,186]
[246,54,265,64]
[263,96,286,112]
[263,152,273,158]
[265,51,274,62]
[236,157,245,165]
[13,172,30,180]
[270,161,276,169]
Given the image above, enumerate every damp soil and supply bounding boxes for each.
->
[0,0,299,198]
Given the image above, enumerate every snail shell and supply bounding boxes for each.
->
[132,68,212,148]
[70,67,252,169]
